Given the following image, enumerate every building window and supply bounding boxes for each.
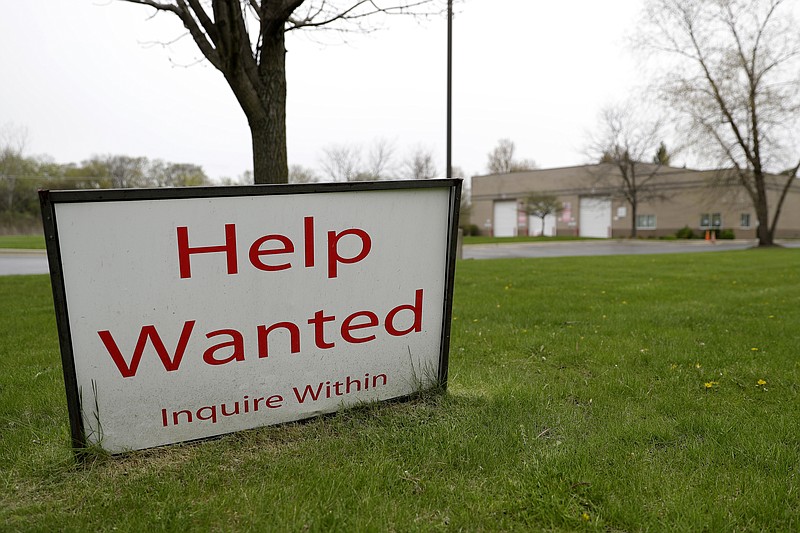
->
[636,214,656,229]
[740,213,751,228]
[700,213,722,228]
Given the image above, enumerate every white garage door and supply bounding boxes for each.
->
[528,213,556,237]
[579,197,611,238]
[493,200,518,237]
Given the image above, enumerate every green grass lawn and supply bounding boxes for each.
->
[0,235,45,249]
[2,249,799,531]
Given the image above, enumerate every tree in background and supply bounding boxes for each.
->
[320,144,363,182]
[486,138,537,174]
[218,170,254,185]
[79,155,212,188]
[101,155,148,189]
[402,145,437,180]
[288,164,318,184]
[486,138,515,174]
[150,161,210,187]
[638,0,800,246]
[588,103,668,238]
[0,150,212,233]
[62,157,115,189]
[119,0,443,185]
[320,138,399,181]
[364,138,396,181]
[0,124,31,213]
[524,194,562,237]
[653,141,671,166]
[452,166,475,233]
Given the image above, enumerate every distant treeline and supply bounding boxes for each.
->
[0,153,213,234]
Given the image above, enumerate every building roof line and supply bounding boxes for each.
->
[471,177,797,202]
[471,163,714,180]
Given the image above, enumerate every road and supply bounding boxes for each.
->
[461,239,797,260]
[2,240,798,275]
[0,250,50,276]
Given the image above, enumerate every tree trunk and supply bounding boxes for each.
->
[755,201,772,246]
[250,116,287,185]
[251,29,288,184]
[753,172,773,246]
[220,24,288,185]
[630,201,637,239]
[769,170,799,245]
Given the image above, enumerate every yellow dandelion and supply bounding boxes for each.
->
[581,512,591,522]
[751,347,759,351]
[704,381,718,389]
[695,363,702,369]
[757,379,767,386]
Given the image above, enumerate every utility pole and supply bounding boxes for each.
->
[446,0,453,179]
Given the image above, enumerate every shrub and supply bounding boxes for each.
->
[461,224,481,236]
[676,226,695,239]
[719,228,736,240]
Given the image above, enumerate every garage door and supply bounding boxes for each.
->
[579,197,611,238]
[493,200,518,237]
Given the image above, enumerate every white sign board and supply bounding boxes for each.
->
[40,181,461,453]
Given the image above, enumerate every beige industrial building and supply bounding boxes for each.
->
[470,164,800,239]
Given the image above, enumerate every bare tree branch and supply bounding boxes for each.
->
[587,101,669,238]
[638,0,800,245]
[287,0,438,31]
[117,0,441,184]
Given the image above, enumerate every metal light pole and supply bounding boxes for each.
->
[446,0,453,179]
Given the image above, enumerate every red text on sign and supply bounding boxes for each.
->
[98,289,424,378]
[176,217,371,279]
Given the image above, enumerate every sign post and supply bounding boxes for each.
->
[40,180,461,454]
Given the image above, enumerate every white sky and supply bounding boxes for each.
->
[0,0,644,181]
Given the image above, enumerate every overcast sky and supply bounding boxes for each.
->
[1,0,644,181]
